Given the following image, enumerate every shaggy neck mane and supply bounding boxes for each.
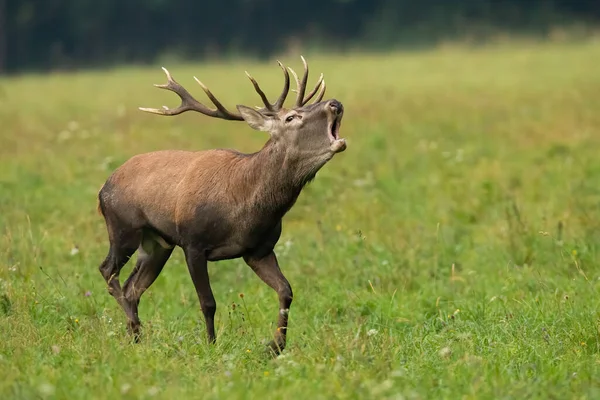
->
[238,138,319,217]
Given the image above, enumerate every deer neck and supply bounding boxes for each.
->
[244,139,319,214]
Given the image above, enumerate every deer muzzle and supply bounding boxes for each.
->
[327,99,344,115]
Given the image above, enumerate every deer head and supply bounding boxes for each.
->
[139,56,346,167]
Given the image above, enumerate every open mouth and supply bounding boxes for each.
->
[329,117,340,142]
[327,116,347,154]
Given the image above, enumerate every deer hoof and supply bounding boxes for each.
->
[265,339,286,357]
[127,321,141,343]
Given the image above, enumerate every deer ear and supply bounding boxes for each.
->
[237,105,273,132]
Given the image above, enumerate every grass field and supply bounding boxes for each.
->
[1,38,600,399]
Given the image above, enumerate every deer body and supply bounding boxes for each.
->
[101,142,315,260]
[97,57,345,354]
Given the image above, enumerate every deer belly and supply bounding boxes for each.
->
[202,222,282,261]
[205,244,246,261]
[183,203,283,261]
[203,225,276,261]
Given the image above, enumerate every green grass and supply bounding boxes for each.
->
[2,38,600,399]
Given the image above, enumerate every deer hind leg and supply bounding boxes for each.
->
[98,229,140,316]
[122,230,174,340]
[243,251,293,356]
[98,200,143,333]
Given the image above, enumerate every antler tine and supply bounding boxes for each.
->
[192,76,244,120]
[245,71,273,111]
[138,67,195,116]
[313,79,326,104]
[274,61,290,109]
[244,61,291,112]
[287,57,326,107]
[288,66,300,95]
[139,67,244,121]
[301,73,324,105]
[294,56,309,107]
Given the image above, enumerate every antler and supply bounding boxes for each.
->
[139,57,324,119]
[139,67,244,120]
[288,56,327,107]
[244,61,290,112]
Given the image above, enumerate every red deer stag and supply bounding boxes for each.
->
[97,57,346,354]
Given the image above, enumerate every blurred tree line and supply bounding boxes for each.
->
[2,0,599,74]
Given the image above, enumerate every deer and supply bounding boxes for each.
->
[96,56,346,355]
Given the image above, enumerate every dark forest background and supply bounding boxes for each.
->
[2,0,600,74]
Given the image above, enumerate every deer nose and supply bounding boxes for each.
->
[327,100,343,115]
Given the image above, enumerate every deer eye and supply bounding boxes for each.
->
[285,115,295,122]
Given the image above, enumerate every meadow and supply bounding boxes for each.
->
[1,38,600,399]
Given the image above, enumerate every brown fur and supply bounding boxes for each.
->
[97,61,346,355]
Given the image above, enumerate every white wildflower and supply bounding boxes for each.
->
[121,383,131,394]
[38,383,55,396]
[439,346,452,358]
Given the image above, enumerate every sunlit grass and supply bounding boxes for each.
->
[1,39,600,399]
